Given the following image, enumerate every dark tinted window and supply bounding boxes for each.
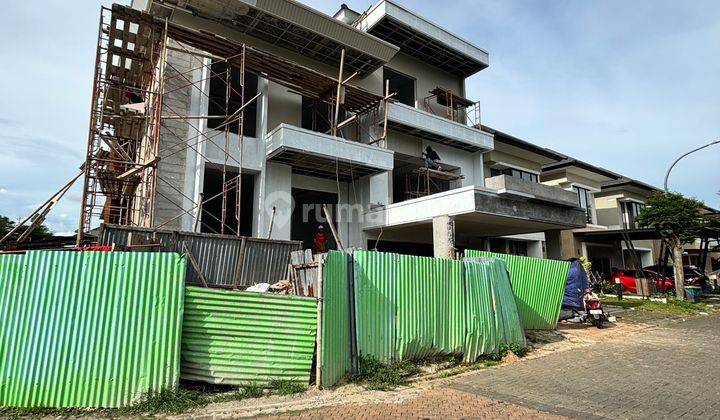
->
[384,67,415,107]
[207,62,258,137]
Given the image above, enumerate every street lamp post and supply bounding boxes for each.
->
[664,140,720,191]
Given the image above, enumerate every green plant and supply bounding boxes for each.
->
[578,256,592,276]
[351,355,420,391]
[634,192,706,300]
[601,296,709,315]
[268,379,307,396]
[120,388,208,415]
[240,383,264,399]
[600,282,617,295]
[488,342,529,361]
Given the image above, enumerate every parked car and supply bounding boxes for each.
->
[611,269,674,294]
[643,264,709,290]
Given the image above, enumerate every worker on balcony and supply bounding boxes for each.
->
[423,146,442,171]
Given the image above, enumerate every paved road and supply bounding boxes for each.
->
[450,315,720,419]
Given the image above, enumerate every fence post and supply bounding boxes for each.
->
[347,251,358,374]
[315,256,325,388]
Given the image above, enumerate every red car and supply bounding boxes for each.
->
[612,269,674,294]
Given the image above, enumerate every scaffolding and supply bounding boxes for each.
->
[75,4,391,246]
[77,5,251,244]
[404,167,464,200]
[422,87,481,127]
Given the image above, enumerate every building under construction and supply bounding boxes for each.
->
[70,0,592,258]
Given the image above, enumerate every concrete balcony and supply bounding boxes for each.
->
[265,124,394,181]
[385,102,494,152]
[484,175,579,207]
[363,186,587,242]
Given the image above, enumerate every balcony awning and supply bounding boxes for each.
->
[364,186,587,238]
[266,124,394,181]
[146,0,399,76]
[386,103,493,152]
[356,0,489,77]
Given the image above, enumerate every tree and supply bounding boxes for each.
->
[634,192,705,300]
[0,214,54,248]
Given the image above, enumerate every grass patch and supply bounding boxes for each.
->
[351,356,421,391]
[268,380,307,396]
[601,296,709,315]
[1,383,274,418]
[119,388,208,416]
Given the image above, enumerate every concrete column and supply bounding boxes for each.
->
[545,230,562,260]
[433,215,455,259]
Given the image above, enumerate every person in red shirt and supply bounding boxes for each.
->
[313,225,328,254]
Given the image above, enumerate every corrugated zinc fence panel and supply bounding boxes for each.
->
[181,287,317,386]
[320,251,350,387]
[395,254,465,360]
[353,251,397,363]
[100,224,302,287]
[0,251,186,408]
[353,251,467,362]
[465,250,569,330]
[463,258,526,363]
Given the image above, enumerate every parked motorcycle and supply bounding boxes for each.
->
[583,289,607,329]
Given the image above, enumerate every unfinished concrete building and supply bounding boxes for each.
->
[78,0,589,257]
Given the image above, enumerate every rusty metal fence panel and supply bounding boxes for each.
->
[99,224,302,288]
[181,287,318,386]
[0,251,186,408]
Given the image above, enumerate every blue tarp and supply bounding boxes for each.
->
[562,259,589,311]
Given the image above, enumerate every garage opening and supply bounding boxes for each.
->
[291,188,339,251]
[200,165,255,236]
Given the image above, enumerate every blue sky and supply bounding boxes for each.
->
[0,0,718,234]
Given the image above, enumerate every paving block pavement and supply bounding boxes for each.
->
[448,315,720,419]
[262,388,565,419]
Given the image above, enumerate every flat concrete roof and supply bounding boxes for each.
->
[356,0,489,77]
[145,0,399,76]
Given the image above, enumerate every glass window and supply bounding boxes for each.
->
[573,186,593,223]
[622,201,645,229]
[508,240,528,256]
[490,167,539,183]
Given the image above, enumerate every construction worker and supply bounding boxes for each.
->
[313,225,328,254]
[423,145,442,170]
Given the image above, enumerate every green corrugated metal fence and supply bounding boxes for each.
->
[319,251,350,388]
[0,251,186,408]
[181,287,318,386]
[353,251,523,363]
[464,259,525,362]
[465,250,569,330]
